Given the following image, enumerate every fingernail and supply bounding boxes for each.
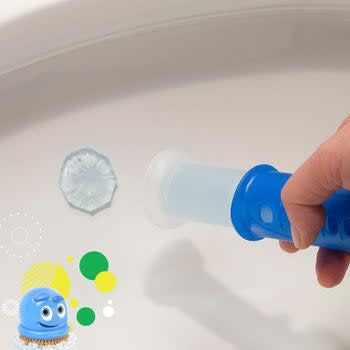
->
[291,226,303,249]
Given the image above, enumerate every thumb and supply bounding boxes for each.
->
[281,136,345,249]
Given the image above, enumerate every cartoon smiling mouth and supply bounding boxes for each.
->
[39,323,61,328]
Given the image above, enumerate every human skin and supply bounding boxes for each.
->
[281,116,350,288]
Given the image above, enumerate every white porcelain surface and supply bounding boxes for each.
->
[1,2,350,349]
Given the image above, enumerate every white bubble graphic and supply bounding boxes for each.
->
[103,306,115,318]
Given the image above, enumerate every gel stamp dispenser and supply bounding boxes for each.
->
[145,150,350,252]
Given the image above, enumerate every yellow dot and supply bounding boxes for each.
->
[67,256,75,263]
[69,298,79,308]
[95,271,117,293]
[69,324,74,332]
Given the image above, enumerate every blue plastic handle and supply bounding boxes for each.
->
[231,164,350,252]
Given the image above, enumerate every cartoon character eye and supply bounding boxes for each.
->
[57,303,66,319]
[41,306,53,321]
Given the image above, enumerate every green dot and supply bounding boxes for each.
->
[79,251,109,280]
[77,307,96,326]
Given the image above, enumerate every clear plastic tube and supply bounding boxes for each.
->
[145,150,244,228]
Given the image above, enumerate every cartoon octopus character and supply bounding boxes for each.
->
[14,288,76,350]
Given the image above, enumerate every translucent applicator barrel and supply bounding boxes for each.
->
[144,150,244,228]
[161,162,244,227]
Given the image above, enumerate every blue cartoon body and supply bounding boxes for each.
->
[18,288,69,341]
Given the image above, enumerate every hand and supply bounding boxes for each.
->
[281,116,350,288]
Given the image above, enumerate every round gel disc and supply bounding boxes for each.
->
[59,148,118,214]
